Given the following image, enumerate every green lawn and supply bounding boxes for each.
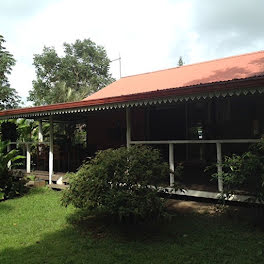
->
[0,188,264,264]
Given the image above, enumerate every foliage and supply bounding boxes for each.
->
[207,139,264,203]
[0,141,27,200]
[0,35,20,109]
[62,145,171,223]
[0,119,40,142]
[16,119,37,142]
[178,56,184,66]
[0,121,18,141]
[28,39,114,105]
[26,174,36,181]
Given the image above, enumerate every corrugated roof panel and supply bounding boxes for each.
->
[84,50,264,101]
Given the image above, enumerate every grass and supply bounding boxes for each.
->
[0,188,264,264]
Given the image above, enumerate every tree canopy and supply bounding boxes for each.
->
[28,39,114,105]
[178,56,184,67]
[0,35,20,110]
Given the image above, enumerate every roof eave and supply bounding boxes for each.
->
[1,76,264,120]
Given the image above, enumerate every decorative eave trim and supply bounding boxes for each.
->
[1,86,263,120]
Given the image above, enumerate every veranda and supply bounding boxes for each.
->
[5,92,263,200]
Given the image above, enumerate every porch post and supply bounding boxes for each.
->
[185,102,189,160]
[216,142,223,192]
[49,116,54,184]
[26,143,31,173]
[169,143,175,187]
[7,143,11,169]
[126,108,131,148]
[38,120,43,142]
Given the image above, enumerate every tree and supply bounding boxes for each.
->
[28,39,114,105]
[0,35,20,109]
[178,56,184,67]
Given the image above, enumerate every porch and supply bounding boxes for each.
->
[6,92,264,202]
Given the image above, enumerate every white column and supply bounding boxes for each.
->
[169,143,175,187]
[38,120,43,142]
[7,144,11,169]
[126,108,131,148]
[26,144,31,173]
[49,116,54,184]
[216,142,223,192]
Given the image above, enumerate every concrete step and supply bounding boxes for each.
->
[36,175,49,181]
[25,180,46,188]
[48,183,69,190]
[62,177,69,183]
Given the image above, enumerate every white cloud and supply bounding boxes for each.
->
[3,0,264,105]
[9,62,35,102]
[186,0,264,61]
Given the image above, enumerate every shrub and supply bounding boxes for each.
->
[0,141,27,200]
[207,139,264,203]
[62,145,172,223]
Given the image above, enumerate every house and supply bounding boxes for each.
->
[1,50,264,200]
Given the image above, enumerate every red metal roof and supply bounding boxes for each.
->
[84,50,264,101]
[1,50,264,118]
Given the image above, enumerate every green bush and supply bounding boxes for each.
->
[62,145,171,223]
[0,141,27,200]
[207,139,264,203]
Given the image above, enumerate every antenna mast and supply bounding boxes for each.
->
[111,54,121,79]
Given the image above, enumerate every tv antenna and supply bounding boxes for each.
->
[111,53,121,79]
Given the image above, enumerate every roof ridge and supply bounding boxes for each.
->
[121,50,264,79]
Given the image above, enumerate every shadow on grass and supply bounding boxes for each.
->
[66,210,185,242]
[24,186,50,196]
[0,202,14,212]
[0,212,194,264]
[0,186,47,205]
[0,226,94,264]
[65,204,264,243]
[0,213,216,264]
[1,208,264,264]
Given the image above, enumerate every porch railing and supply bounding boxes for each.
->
[7,141,49,174]
[7,138,261,193]
[130,139,260,192]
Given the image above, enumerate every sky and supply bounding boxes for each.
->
[1,0,264,105]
